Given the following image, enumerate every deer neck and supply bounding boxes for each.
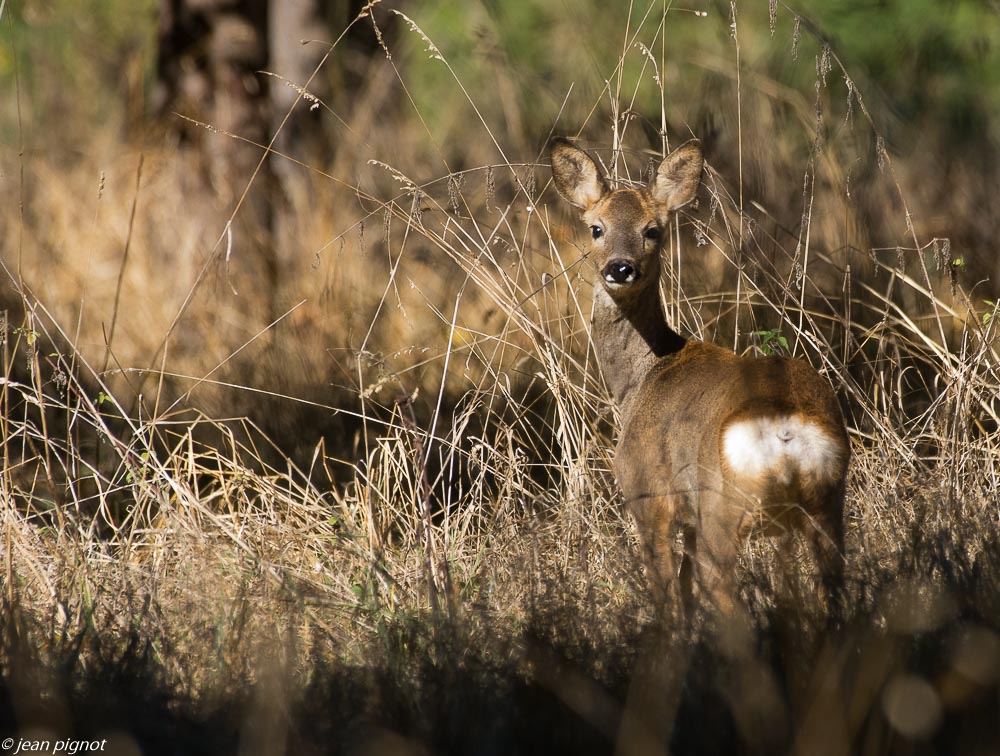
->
[593,283,687,411]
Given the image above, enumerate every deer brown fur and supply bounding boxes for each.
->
[550,137,849,613]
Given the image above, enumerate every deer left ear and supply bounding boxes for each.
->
[550,137,609,211]
[650,140,704,218]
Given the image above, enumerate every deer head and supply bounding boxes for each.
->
[549,138,704,305]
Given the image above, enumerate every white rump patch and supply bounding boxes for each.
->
[722,415,842,484]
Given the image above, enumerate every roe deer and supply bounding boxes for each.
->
[550,137,849,613]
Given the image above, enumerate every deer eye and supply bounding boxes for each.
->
[591,225,604,240]
[644,226,662,241]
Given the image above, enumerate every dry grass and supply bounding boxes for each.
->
[2,2,1000,754]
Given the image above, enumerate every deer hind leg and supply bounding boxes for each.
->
[808,485,846,616]
[694,538,740,617]
[692,489,751,617]
[678,524,697,612]
[619,498,691,755]
[628,495,687,614]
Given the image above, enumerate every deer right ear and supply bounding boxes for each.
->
[650,139,704,218]
[549,138,609,211]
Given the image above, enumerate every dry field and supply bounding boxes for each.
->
[2,3,999,754]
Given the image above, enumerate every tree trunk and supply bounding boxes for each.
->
[268,0,329,178]
[155,0,276,318]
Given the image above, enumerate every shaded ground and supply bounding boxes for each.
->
[3,572,999,756]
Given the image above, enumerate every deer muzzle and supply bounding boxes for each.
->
[602,260,639,285]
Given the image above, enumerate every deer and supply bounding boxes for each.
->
[549,137,850,615]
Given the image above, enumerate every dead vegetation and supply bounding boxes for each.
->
[2,2,999,753]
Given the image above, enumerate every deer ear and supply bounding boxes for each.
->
[650,139,703,218]
[549,138,609,211]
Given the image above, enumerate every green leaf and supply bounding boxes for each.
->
[984,300,997,326]
[752,328,788,356]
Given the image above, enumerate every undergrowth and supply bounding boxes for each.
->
[2,2,999,754]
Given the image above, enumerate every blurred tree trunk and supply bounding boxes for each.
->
[155,0,277,319]
[266,0,329,285]
[269,0,329,181]
[266,0,396,286]
[268,1,391,163]
[154,0,394,323]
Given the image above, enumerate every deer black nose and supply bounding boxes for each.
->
[602,260,638,284]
